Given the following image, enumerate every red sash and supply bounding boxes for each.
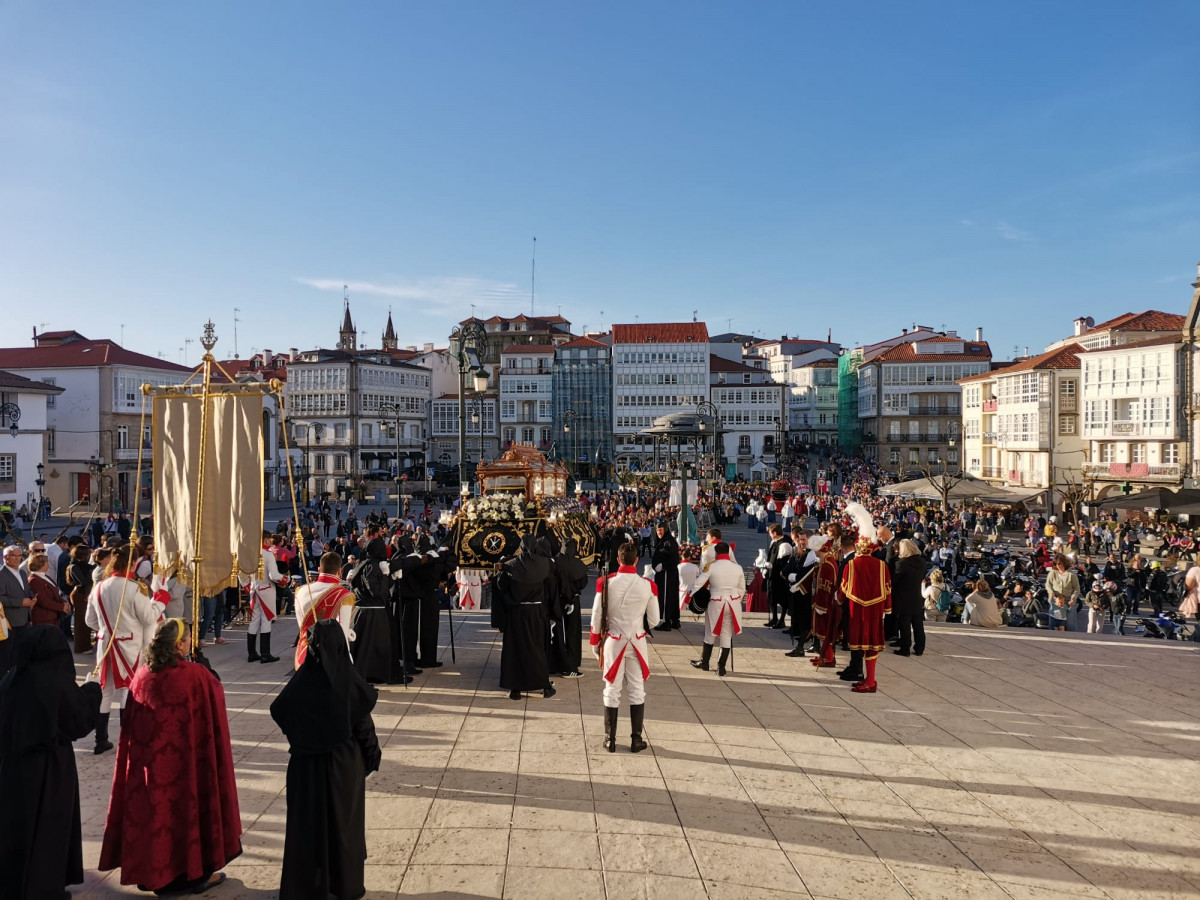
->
[295,577,351,667]
[95,585,137,690]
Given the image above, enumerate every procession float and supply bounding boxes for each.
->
[446,443,599,570]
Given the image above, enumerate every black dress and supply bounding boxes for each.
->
[498,538,554,693]
[271,621,381,900]
[0,625,101,900]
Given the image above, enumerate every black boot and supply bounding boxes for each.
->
[717,647,730,677]
[838,650,864,681]
[246,633,260,663]
[785,638,806,658]
[258,632,280,663]
[94,712,113,755]
[690,642,713,671]
[809,635,821,653]
[630,703,647,753]
[604,706,618,753]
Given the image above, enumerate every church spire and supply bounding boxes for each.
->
[338,290,357,351]
[382,309,397,351]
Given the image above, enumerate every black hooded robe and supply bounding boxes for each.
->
[652,532,682,626]
[271,621,382,900]
[550,543,589,674]
[348,537,405,684]
[498,537,554,693]
[0,625,101,900]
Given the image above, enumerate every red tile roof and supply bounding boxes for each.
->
[1084,310,1185,334]
[0,340,193,372]
[612,323,709,344]
[870,340,992,364]
[33,330,88,344]
[994,343,1082,375]
[557,336,609,350]
[501,343,556,354]
[958,361,1019,383]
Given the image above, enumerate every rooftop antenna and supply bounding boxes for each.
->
[531,236,537,316]
[233,307,241,358]
[726,318,733,332]
[183,338,194,365]
[692,309,698,323]
[470,303,476,319]
[120,324,126,346]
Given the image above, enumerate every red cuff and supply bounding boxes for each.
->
[590,632,601,646]
[153,589,171,606]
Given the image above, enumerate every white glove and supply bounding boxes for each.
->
[565,605,575,615]
[379,560,390,576]
[788,573,797,583]
[591,643,600,659]
[790,581,803,593]
[426,550,439,559]
[655,564,663,573]
[391,569,404,581]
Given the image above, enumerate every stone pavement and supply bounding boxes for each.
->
[69,528,1200,898]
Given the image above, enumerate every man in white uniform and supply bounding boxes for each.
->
[85,543,167,754]
[699,528,738,572]
[688,541,744,677]
[241,529,284,664]
[590,541,659,753]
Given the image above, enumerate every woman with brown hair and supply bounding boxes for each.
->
[100,618,241,895]
[66,544,95,653]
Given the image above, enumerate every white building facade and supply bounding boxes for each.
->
[611,323,710,471]
[710,356,786,480]
[1080,337,1185,495]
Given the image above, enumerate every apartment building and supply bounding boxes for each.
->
[960,344,1083,493]
[710,356,786,480]
[857,331,992,472]
[283,307,432,500]
[1080,336,1186,494]
[0,330,192,511]
[611,322,710,471]
[498,343,554,452]
[551,336,612,483]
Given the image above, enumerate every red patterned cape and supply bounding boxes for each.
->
[810,556,842,640]
[99,660,242,889]
[841,555,892,656]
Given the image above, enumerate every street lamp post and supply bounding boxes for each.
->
[378,403,406,520]
[31,462,45,538]
[0,401,20,439]
[563,408,579,485]
[293,422,324,505]
[696,400,720,488]
[451,321,490,494]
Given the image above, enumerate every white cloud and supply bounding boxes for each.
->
[995,221,1034,242]
[960,218,974,227]
[295,276,527,314]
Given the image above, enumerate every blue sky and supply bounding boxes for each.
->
[2,1,1198,363]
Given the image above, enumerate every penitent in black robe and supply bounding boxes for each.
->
[271,621,382,900]
[550,543,589,674]
[0,626,101,900]
[497,537,554,693]
[348,540,406,685]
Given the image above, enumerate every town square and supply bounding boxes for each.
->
[3,2,1200,899]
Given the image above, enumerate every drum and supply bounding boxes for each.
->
[687,586,711,615]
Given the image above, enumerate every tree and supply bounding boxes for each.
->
[1057,469,1094,527]
[919,459,966,513]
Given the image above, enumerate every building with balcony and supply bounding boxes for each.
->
[1080,335,1185,496]
[0,330,192,512]
[838,325,942,451]
[551,336,612,484]
[282,306,432,501]
[1046,309,1187,353]
[788,359,839,446]
[960,345,1083,500]
[858,330,991,472]
[611,322,710,471]
[499,343,554,454]
[710,356,786,481]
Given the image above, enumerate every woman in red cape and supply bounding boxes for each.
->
[100,619,242,893]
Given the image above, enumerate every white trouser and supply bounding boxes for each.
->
[703,600,739,649]
[248,586,276,635]
[1087,608,1105,633]
[601,636,647,708]
[100,682,129,715]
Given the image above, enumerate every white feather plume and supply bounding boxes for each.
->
[807,535,828,553]
[843,502,877,543]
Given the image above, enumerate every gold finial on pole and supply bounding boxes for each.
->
[200,319,218,355]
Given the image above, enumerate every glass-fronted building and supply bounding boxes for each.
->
[552,336,613,485]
